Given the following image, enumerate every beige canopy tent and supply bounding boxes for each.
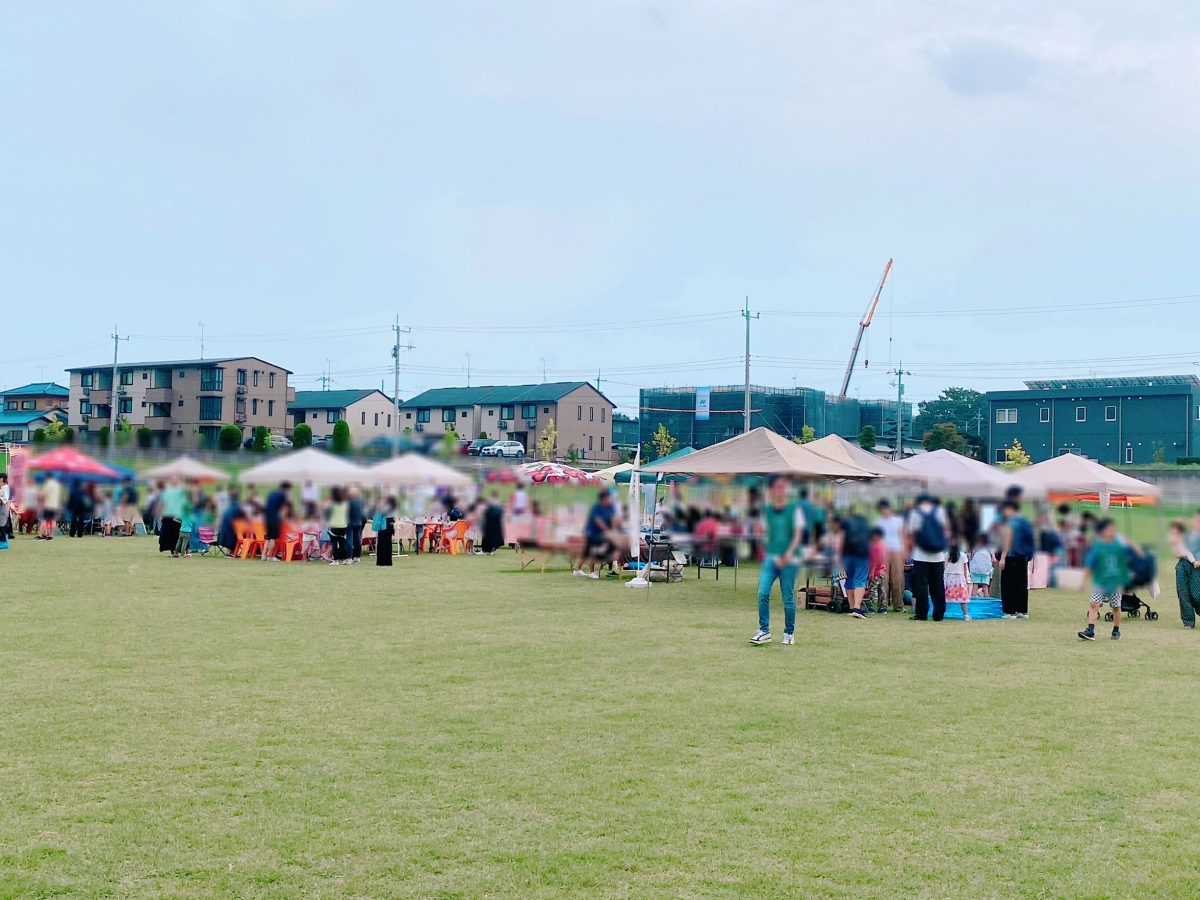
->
[804,434,923,480]
[140,455,230,483]
[238,447,367,486]
[366,453,473,489]
[640,427,876,479]
[894,449,1031,498]
[1015,454,1159,511]
[593,462,634,484]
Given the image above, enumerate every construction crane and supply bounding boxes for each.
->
[837,258,893,400]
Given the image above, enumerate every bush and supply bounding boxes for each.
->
[136,427,153,449]
[293,423,313,448]
[31,428,46,446]
[61,426,74,444]
[218,424,243,452]
[98,425,111,447]
[1176,457,1200,466]
[252,425,270,453]
[331,420,351,455]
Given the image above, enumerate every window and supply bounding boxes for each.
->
[600,436,605,452]
[460,410,468,418]
[589,407,594,422]
[601,408,606,423]
[21,400,34,410]
[79,400,92,415]
[995,449,1007,463]
[327,409,341,424]
[268,400,275,417]
[5,429,22,442]
[252,399,260,415]
[543,407,549,413]
[178,399,184,407]
[253,371,260,387]
[588,436,593,451]
[236,398,246,417]
[374,413,379,427]
[198,397,223,421]
[1105,405,1117,422]
[120,370,133,386]
[417,409,431,423]
[995,408,1017,424]
[361,411,366,425]
[406,411,413,420]
[268,372,275,389]
[500,405,514,420]
[81,372,93,388]
[487,409,494,416]
[1039,407,1050,423]
[1125,446,1134,464]
[311,411,319,420]
[237,369,247,385]
[387,414,391,427]
[199,368,223,392]
[142,371,148,380]
[1076,407,1086,422]
[521,403,537,419]
[179,370,186,378]
[118,397,132,415]
[153,369,172,388]
[442,408,457,423]
[4,401,15,411]
[577,405,582,421]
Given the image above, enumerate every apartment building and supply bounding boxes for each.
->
[289,389,398,441]
[400,382,616,461]
[65,357,292,450]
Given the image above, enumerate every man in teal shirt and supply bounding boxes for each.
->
[750,475,806,646]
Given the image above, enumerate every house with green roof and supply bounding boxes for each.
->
[0,409,63,443]
[2,382,69,414]
[289,389,397,441]
[401,382,616,461]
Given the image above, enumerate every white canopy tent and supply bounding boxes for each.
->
[238,448,368,486]
[894,449,1033,499]
[1015,454,1159,511]
[640,427,876,479]
[366,453,474,489]
[140,456,229,483]
[804,434,924,481]
[593,462,634,484]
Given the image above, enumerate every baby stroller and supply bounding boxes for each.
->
[1105,545,1159,622]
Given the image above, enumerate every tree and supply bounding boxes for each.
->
[135,427,153,449]
[31,428,47,446]
[857,425,877,452]
[793,424,816,445]
[439,428,459,458]
[218,424,243,452]
[1151,442,1166,465]
[912,388,987,443]
[330,420,351,455]
[618,447,633,464]
[566,445,580,465]
[536,418,558,460]
[923,422,967,454]
[478,431,488,440]
[44,420,68,443]
[97,425,111,447]
[292,422,313,448]
[252,425,271,453]
[651,423,677,459]
[1003,438,1032,469]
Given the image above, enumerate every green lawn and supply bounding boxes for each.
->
[2,535,1199,897]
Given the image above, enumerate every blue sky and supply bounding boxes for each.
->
[3,1,1199,414]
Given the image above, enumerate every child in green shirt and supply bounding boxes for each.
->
[1078,518,1133,642]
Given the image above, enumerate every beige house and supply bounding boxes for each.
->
[289,389,398,441]
[400,381,616,461]
[1,382,70,413]
[65,356,293,449]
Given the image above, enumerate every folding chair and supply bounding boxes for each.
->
[441,521,470,555]
[196,526,225,556]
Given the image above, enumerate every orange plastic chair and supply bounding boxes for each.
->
[241,521,266,560]
[280,523,304,561]
[441,520,470,555]
[231,520,254,559]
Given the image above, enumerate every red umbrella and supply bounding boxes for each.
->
[28,447,121,480]
[517,462,601,486]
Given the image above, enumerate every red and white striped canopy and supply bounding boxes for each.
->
[516,461,602,486]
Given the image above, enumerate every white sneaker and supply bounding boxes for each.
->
[963,615,972,622]
[572,569,586,577]
[1015,613,1028,619]
[781,633,795,645]
[1003,614,1017,619]
[588,571,599,580]
[749,630,771,645]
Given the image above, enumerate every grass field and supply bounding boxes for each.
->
[2,533,1199,897]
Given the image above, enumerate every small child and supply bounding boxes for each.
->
[944,539,972,621]
[1078,518,1131,642]
[968,535,995,597]
[866,527,888,614]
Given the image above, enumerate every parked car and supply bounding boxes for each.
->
[467,439,497,456]
[480,439,525,458]
[270,434,293,450]
[456,438,472,456]
[314,435,333,448]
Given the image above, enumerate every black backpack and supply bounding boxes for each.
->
[842,514,871,557]
[914,508,948,554]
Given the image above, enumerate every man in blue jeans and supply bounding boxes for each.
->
[750,475,807,646]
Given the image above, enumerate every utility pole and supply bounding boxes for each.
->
[973,411,984,435]
[465,353,472,388]
[392,317,414,457]
[320,359,332,392]
[540,357,547,383]
[888,362,912,461]
[742,296,759,434]
[199,322,206,360]
[108,324,129,458]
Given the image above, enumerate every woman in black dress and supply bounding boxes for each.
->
[375,496,396,567]
[481,494,505,554]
